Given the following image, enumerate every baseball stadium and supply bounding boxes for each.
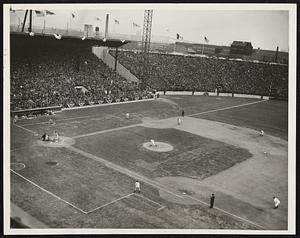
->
[6,5,293,234]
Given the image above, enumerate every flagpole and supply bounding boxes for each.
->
[43,15,46,34]
[69,14,72,35]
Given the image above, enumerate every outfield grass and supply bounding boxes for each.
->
[16,96,263,139]
[193,100,288,140]
[10,96,287,229]
[11,172,256,229]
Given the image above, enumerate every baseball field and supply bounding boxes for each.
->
[10,95,288,230]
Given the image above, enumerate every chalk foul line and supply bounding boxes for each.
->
[184,195,266,230]
[188,99,268,117]
[11,169,88,214]
[67,146,264,229]
[86,193,135,214]
[71,100,268,139]
[67,146,184,200]
[134,193,165,211]
[13,124,38,135]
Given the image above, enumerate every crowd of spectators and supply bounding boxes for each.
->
[112,50,288,98]
[11,40,152,111]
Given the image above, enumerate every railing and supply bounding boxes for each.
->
[11,105,62,117]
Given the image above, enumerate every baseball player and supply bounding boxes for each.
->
[273,196,280,209]
[134,181,141,193]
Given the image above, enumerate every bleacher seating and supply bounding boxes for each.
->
[111,50,288,99]
[10,39,151,111]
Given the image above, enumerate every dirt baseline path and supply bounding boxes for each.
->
[143,116,288,230]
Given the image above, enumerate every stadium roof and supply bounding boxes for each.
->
[10,32,130,48]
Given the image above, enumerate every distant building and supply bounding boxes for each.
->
[230,41,253,55]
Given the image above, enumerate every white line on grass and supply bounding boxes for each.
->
[188,99,268,117]
[67,146,184,200]
[134,193,165,211]
[185,195,266,230]
[14,124,37,135]
[86,193,135,214]
[72,99,268,139]
[11,169,88,214]
[72,124,142,139]
[67,147,265,229]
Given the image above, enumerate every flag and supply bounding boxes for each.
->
[10,6,15,13]
[204,36,209,43]
[114,19,120,24]
[133,22,140,27]
[45,10,55,15]
[35,10,45,17]
[54,34,62,39]
[71,13,75,18]
[176,33,183,40]
[95,17,100,21]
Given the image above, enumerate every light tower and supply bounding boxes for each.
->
[141,10,153,53]
[141,10,153,89]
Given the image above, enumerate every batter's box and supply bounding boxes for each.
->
[86,193,165,214]
[118,193,165,212]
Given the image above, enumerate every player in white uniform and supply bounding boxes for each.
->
[150,139,157,147]
[53,131,59,142]
[177,117,182,125]
[134,181,141,193]
[273,196,280,209]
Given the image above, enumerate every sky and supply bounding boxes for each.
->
[9,4,289,51]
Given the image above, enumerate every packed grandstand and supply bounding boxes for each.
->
[110,49,288,98]
[10,35,288,112]
[10,36,151,111]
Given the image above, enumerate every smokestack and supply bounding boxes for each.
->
[105,14,109,38]
[275,46,279,62]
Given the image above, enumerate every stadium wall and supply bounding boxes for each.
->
[92,46,140,84]
[157,91,269,100]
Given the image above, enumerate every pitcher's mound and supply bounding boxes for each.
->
[143,142,174,152]
[37,136,75,148]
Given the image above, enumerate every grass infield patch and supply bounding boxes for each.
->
[75,127,252,180]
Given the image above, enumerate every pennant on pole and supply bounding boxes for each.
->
[133,22,140,27]
[114,19,120,24]
[54,34,62,39]
[204,36,209,43]
[71,13,75,18]
[45,10,55,15]
[35,10,45,17]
